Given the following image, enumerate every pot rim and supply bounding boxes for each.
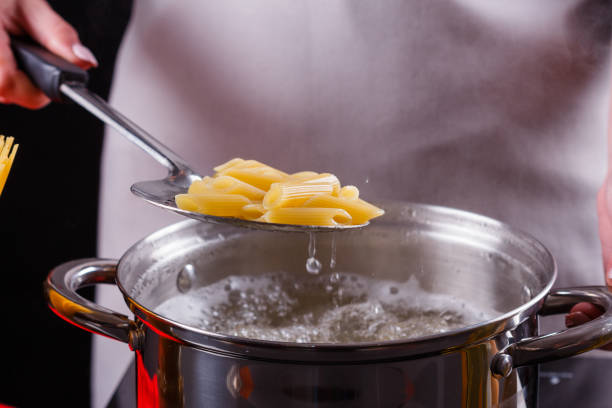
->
[116,202,557,362]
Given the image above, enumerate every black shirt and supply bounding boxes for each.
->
[0,1,131,406]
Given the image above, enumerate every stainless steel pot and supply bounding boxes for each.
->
[46,203,612,407]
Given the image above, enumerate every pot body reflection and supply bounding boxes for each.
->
[45,203,612,408]
[136,318,537,407]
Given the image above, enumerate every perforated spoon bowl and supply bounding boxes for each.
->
[12,38,367,232]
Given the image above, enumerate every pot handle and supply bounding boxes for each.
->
[44,258,142,350]
[491,286,612,378]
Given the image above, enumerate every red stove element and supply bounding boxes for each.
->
[136,351,159,408]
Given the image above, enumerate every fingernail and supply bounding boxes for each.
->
[607,268,612,287]
[72,44,98,66]
[566,311,589,328]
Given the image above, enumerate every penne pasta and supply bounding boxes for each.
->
[261,207,352,226]
[307,173,341,196]
[213,158,245,173]
[221,166,289,191]
[175,158,385,226]
[211,175,266,200]
[233,159,269,169]
[175,193,251,217]
[339,185,359,201]
[222,159,289,175]
[187,176,214,194]
[303,194,384,225]
[263,173,341,209]
[290,171,319,181]
[241,203,266,220]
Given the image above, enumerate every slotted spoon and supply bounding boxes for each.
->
[11,38,367,232]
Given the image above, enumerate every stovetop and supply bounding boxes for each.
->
[538,353,611,408]
[107,353,612,407]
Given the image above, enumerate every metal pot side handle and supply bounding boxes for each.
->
[491,286,612,378]
[44,258,142,350]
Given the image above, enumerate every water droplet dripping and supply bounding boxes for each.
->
[306,232,321,274]
[330,232,337,269]
[306,257,322,275]
[308,232,316,258]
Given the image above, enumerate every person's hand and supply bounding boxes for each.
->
[0,0,97,109]
[568,180,610,347]
[597,176,612,290]
[566,301,612,350]
[572,174,612,350]
[562,61,612,350]
[563,78,612,350]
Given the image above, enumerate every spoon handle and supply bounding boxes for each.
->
[11,37,196,176]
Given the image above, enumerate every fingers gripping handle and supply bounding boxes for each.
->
[491,287,612,378]
[44,259,143,350]
[11,37,88,101]
[11,37,194,174]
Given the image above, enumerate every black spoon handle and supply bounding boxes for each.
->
[11,36,88,102]
[10,36,194,175]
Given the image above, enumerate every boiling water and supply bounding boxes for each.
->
[155,272,491,343]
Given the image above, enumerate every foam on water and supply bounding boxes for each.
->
[154,272,493,343]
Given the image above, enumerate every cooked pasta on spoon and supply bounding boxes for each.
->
[175,159,384,227]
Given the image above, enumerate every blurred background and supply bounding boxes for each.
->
[2,1,612,407]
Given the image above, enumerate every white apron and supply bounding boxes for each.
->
[94,1,611,406]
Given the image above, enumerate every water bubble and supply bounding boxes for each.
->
[228,290,241,303]
[306,257,322,274]
[176,264,195,294]
[330,272,340,283]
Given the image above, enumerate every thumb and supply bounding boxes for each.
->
[566,302,604,328]
[18,0,97,69]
